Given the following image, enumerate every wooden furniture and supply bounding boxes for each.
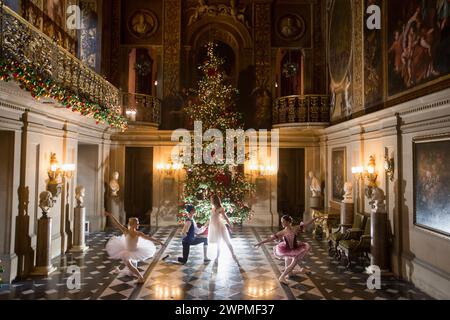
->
[337,216,372,269]
[311,205,340,240]
[328,212,368,256]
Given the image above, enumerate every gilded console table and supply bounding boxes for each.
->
[311,207,340,240]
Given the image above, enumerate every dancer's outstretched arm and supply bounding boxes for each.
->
[104,211,128,234]
[138,232,164,245]
[254,231,283,248]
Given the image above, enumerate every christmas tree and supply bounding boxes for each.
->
[178,43,255,225]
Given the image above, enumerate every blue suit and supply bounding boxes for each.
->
[178,218,208,263]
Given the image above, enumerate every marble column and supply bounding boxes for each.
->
[70,206,89,253]
[31,213,56,276]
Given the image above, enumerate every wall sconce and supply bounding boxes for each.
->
[156,158,182,175]
[47,153,63,198]
[154,80,158,86]
[352,155,378,201]
[384,155,395,182]
[125,108,137,121]
[47,153,75,199]
[248,163,277,176]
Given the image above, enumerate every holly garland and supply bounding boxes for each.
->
[0,58,127,131]
[178,43,255,225]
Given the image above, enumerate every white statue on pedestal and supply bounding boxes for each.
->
[343,182,353,203]
[109,171,120,198]
[371,187,386,213]
[75,185,85,208]
[309,171,322,197]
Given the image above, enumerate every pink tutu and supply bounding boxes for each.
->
[273,232,311,259]
[106,234,156,262]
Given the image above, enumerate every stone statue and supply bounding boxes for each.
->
[309,171,322,197]
[343,182,353,203]
[371,187,386,213]
[109,171,120,197]
[39,191,54,216]
[75,185,85,208]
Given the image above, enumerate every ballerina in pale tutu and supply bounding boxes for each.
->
[104,212,163,284]
[254,215,317,284]
[208,195,238,262]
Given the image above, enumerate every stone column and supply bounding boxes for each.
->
[71,206,89,253]
[341,202,354,231]
[370,187,390,271]
[341,182,354,231]
[31,213,56,276]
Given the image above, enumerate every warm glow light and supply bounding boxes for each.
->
[154,80,158,86]
[156,163,164,170]
[62,163,75,172]
[50,164,58,172]
[352,166,364,174]
[249,164,258,171]
[126,109,136,115]
[367,166,375,174]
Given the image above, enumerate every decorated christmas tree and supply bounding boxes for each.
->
[178,43,255,225]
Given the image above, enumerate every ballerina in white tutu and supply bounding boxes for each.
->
[208,195,238,262]
[104,212,163,283]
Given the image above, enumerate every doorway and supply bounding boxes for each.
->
[124,147,153,225]
[77,143,99,230]
[277,148,305,222]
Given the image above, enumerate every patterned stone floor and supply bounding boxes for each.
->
[0,226,432,300]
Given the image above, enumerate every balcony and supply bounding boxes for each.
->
[122,92,161,126]
[0,5,125,129]
[272,95,330,126]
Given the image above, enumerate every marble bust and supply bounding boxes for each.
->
[309,171,322,197]
[75,185,85,208]
[39,191,54,215]
[343,182,354,203]
[109,171,120,197]
[371,187,386,213]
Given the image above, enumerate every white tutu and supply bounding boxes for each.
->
[208,209,231,244]
[106,234,156,262]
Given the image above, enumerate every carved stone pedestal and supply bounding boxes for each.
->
[371,211,389,271]
[310,196,323,209]
[340,202,354,232]
[70,207,89,253]
[30,215,56,276]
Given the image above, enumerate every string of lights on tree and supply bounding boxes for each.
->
[178,42,255,225]
[0,58,127,131]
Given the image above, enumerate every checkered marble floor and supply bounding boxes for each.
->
[0,226,432,300]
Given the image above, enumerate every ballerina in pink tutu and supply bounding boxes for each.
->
[255,215,317,284]
[104,212,163,283]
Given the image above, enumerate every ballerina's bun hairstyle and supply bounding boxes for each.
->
[211,194,222,208]
[128,217,139,226]
[281,215,293,224]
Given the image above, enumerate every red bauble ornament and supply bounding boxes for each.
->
[207,68,218,77]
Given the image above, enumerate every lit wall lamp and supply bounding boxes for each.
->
[47,153,63,198]
[125,108,137,121]
[351,155,378,201]
[384,155,395,182]
[156,158,182,175]
[248,163,277,176]
[47,153,75,199]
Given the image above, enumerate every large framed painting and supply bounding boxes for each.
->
[387,0,450,102]
[413,136,450,237]
[332,147,346,202]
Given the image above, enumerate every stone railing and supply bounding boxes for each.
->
[273,95,330,125]
[122,92,161,125]
[0,5,120,113]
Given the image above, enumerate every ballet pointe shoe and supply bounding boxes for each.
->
[278,275,289,285]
